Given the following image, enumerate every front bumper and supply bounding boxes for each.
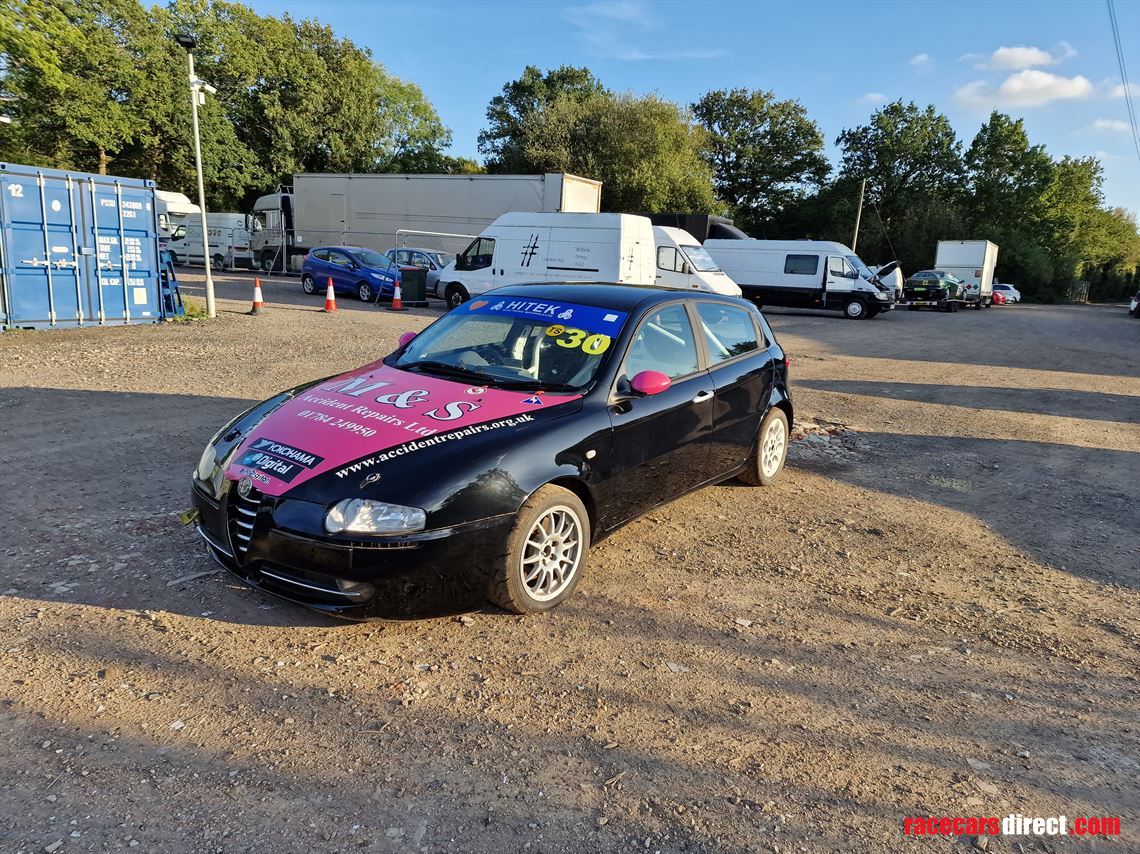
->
[191,481,514,620]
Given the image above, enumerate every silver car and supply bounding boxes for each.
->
[385,247,455,298]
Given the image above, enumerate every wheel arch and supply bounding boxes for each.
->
[543,476,599,539]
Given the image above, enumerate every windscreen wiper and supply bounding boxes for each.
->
[403,361,493,384]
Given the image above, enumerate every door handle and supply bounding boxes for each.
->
[692,389,714,404]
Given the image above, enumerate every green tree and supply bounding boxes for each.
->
[692,88,829,234]
[833,100,965,271]
[962,112,1055,292]
[478,65,606,172]
[512,90,718,214]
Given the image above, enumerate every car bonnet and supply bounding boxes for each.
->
[223,362,581,497]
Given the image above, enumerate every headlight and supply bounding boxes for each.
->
[196,445,217,481]
[875,291,889,300]
[370,272,385,280]
[324,499,426,535]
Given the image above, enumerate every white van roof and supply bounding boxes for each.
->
[490,212,646,229]
[653,225,702,244]
[705,239,857,255]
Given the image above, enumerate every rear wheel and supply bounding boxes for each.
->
[301,273,316,295]
[211,253,226,271]
[357,280,373,302]
[737,408,789,487]
[260,251,277,273]
[489,486,590,614]
[843,298,867,320]
[445,283,469,310]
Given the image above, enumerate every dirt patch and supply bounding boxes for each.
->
[1,286,1137,852]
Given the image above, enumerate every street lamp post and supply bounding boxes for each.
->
[174,33,216,318]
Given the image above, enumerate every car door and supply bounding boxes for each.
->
[600,303,714,530]
[693,301,774,476]
[326,250,356,293]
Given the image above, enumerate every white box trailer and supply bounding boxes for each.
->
[935,240,998,308]
[249,172,602,273]
[432,213,741,308]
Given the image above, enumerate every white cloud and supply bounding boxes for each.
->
[1091,118,1130,132]
[954,70,1094,109]
[1108,82,1140,98]
[976,41,1078,70]
[910,53,933,72]
[563,1,726,61]
[859,92,888,105]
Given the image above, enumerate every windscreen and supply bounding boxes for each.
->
[681,245,721,273]
[394,297,629,392]
[352,249,390,267]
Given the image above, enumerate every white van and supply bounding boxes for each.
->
[435,212,740,308]
[168,212,255,270]
[704,239,894,319]
[155,189,199,245]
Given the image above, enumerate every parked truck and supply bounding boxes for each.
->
[249,172,603,273]
[934,239,998,308]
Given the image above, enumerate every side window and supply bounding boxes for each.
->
[328,251,351,267]
[311,249,329,262]
[415,252,433,269]
[697,303,761,365]
[784,254,819,275]
[656,246,682,272]
[624,305,699,380]
[828,256,846,277]
[396,249,412,265]
[457,237,495,271]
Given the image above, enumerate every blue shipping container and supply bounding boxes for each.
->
[0,162,164,330]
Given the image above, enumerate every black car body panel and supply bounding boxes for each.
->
[190,284,792,619]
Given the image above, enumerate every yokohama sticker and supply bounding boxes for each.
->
[237,438,325,484]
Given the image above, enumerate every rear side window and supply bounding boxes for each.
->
[784,254,818,275]
[697,303,760,365]
[311,249,329,262]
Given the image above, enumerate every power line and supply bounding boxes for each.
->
[1107,0,1140,165]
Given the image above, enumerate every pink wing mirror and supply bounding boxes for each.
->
[630,370,671,396]
[397,331,417,348]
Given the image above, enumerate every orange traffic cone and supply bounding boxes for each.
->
[388,280,407,312]
[323,277,337,312]
[248,277,265,315]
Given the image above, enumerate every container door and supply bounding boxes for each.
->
[0,170,89,328]
[83,177,162,324]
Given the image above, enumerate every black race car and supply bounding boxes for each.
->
[190,284,793,619]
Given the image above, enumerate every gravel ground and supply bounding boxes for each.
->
[1,274,1138,853]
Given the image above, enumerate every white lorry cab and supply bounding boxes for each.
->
[651,226,740,295]
[155,189,199,245]
[436,213,740,308]
[169,212,255,270]
[703,239,894,319]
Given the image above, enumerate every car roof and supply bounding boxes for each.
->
[314,245,372,253]
[486,283,747,312]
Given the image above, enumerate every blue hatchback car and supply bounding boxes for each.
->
[301,246,401,302]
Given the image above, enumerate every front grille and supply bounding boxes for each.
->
[227,485,262,559]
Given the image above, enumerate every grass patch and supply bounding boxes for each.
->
[170,297,210,322]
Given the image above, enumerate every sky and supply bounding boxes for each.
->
[247,0,1140,214]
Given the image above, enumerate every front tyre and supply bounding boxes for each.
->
[489,486,590,614]
[357,281,373,302]
[737,407,789,487]
[844,298,867,320]
[445,283,469,310]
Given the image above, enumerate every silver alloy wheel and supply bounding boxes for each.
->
[520,506,583,602]
[760,414,787,479]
